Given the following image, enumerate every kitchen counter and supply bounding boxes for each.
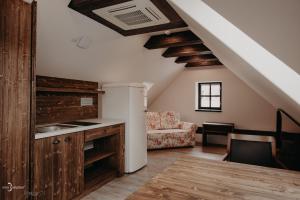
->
[33,119,125,199]
[35,118,124,139]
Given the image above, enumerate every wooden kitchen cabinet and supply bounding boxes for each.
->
[33,124,125,199]
[33,132,84,200]
[82,124,125,196]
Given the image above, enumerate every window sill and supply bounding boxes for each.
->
[195,109,222,112]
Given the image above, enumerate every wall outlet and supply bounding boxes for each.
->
[81,97,93,106]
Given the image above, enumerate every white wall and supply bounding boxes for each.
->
[168,0,300,123]
[150,66,279,144]
[203,0,300,74]
[36,0,185,103]
[150,66,276,130]
[36,0,300,132]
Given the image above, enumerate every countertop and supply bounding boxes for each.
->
[35,118,124,140]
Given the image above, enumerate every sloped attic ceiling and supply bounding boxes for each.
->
[36,0,186,104]
[203,0,300,75]
[168,0,300,121]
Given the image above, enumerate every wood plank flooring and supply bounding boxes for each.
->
[128,156,300,200]
[82,146,226,200]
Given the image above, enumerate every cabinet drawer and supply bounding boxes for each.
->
[85,128,107,142]
[84,126,120,142]
[106,126,120,135]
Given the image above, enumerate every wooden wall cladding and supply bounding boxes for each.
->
[36,76,99,125]
[0,1,35,199]
[37,75,98,91]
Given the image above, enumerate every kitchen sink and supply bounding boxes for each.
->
[36,124,78,133]
[64,121,101,126]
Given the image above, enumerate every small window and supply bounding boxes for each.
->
[195,82,222,112]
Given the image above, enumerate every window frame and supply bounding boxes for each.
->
[195,81,222,112]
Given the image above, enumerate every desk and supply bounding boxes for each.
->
[127,156,300,200]
[202,122,234,146]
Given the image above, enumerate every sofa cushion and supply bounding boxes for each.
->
[147,129,194,150]
[145,112,161,130]
[160,111,180,129]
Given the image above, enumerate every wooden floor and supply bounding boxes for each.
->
[82,145,226,200]
[128,156,300,200]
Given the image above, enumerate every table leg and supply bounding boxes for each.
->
[203,131,207,146]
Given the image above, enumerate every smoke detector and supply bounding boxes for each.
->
[92,0,170,30]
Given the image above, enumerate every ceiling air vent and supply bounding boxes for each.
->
[92,0,170,30]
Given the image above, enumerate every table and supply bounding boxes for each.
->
[202,122,234,146]
[127,156,300,200]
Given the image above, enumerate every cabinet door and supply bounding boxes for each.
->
[33,132,84,200]
[33,135,63,200]
[52,135,65,200]
[63,133,84,199]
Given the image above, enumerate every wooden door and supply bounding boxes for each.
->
[33,132,84,200]
[0,0,36,199]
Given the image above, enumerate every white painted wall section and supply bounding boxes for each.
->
[167,0,300,121]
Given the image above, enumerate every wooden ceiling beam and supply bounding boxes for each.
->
[162,44,211,57]
[175,54,217,63]
[185,60,222,68]
[144,30,202,49]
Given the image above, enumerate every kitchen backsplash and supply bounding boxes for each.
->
[36,75,99,124]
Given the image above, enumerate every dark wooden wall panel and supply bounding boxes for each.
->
[0,2,3,197]
[0,0,35,199]
[29,1,37,197]
[36,76,99,124]
[37,75,98,90]
[0,16,3,199]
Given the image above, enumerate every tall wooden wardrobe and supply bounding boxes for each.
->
[0,0,36,199]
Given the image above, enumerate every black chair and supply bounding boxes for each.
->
[223,133,286,168]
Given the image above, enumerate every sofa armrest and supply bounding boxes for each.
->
[180,122,197,132]
[180,122,197,146]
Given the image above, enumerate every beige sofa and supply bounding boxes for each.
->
[146,111,197,150]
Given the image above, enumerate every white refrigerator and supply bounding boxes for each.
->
[102,83,147,173]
